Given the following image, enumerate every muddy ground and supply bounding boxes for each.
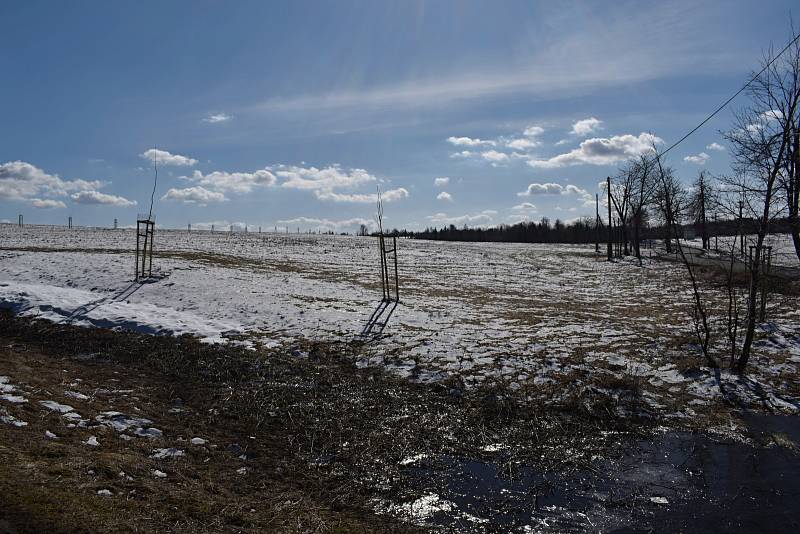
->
[0,312,798,533]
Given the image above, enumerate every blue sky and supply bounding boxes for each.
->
[1,0,796,232]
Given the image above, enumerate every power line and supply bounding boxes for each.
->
[658,30,800,160]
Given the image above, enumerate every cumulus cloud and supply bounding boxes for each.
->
[434,177,450,187]
[31,198,66,209]
[517,182,564,196]
[276,165,374,191]
[425,210,496,226]
[0,161,103,201]
[450,150,475,158]
[71,190,137,207]
[481,150,510,164]
[684,152,710,165]
[446,136,496,147]
[202,113,233,123]
[523,126,545,137]
[527,132,662,168]
[161,186,227,205]
[186,168,277,193]
[571,117,603,136]
[437,191,453,201]
[505,138,539,151]
[706,142,725,151]
[315,187,409,203]
[140,149,198,167]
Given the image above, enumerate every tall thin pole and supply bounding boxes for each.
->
[595,193,600,253]
[606,177,613,261]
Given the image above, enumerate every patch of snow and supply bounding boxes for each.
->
[0,408,27,427]
[39,400,74,413]
[85,436,99,447]
[152,469,167,478]
[0,394,27,404]
[650,496,669,505]
[150,448,185,459]
[97,489,112,496]
[190,437,207,446]
[45,430,58,439]
[64,390,90,401]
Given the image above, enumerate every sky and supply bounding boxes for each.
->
[1,0,797,232]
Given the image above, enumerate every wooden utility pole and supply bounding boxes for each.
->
[595,193,600,253]
[606,177,613,261]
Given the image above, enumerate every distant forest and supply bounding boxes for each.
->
[375,216,791,245]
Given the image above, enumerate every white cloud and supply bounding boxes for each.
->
[571,117,603,136]
[31,198,66,209]
[512,202,537,211]
[517,183,590,202]
[161,186,227,205]
[434,177,450,187]
[446,136,496,147]
[523,125,545,137]
[481,150,509,164]
[202,113,233,123]
[517,182,564,196]
[186,168,277,193]
[437,191,453,201]
[71,190,137,207]
[0,161,103,201]
[684,152,710,165]
[140,149,198,167]
[450,150,475,158]
[527,132,662,168]
[506,138,539,151]
[706,142,725,151]
[277,165,375,191]
[315,187,409,203]
[425,210,496,226]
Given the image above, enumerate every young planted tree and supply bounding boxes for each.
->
[723,41,800,373]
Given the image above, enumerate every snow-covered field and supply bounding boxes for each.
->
[2,224,799,420]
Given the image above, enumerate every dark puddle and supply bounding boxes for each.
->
[395,415,800,533]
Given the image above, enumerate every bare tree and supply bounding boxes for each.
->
[653,155,716,366]
[688,171,717,250]
[609,164,634,256]
[723,41,800,373]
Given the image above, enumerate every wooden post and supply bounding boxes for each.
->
[595,193,600,253]
[393,236,399,302]
[606,177,612,261]
[759,246,772,321]
[135,221,140,280]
